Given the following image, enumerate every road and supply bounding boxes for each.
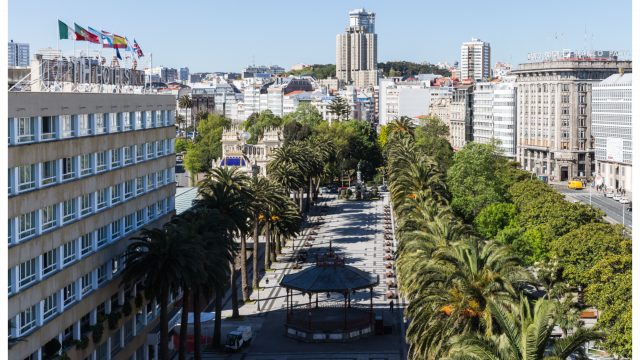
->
[552,185,632,229]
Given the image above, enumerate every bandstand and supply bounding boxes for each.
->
[280,244,379,342]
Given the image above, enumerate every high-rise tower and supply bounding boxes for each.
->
[460,38,491,81]
[336,8,378,88]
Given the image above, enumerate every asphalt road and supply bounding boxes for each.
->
[553,185,632,229]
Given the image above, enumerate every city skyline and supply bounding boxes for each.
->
[9,0,632,73]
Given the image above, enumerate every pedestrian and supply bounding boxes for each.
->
[389,299,394,313]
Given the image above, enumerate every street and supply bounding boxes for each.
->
[553,185,632,229]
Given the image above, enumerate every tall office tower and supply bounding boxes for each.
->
[512,58,631,181]
[9,54,178,360]
[460,38,491,81]
[336,8,378,88]
[8,40,30,67]
[179,67,190,81]
[592,71,632,193]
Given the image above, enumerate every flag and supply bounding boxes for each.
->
[133,39,144,57]
[100,29,116,48]
[112,34,128,49]
[115,47,122,60]
[125,37,136,57]
[58,20,84,40]
[87,26,102,40]
[75,23,100,43]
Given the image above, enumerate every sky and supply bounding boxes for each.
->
[8,0,632,73]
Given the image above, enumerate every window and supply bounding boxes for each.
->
[19,258,37,288]
[19,305,37,334]
[41,116,56,140]
[111,149,121,168]
[17,117,35,143]
[42,249,58,276]
[136,112,143,129]
[97,226,108,248]
[112,257,120,275]
[95,113,107,134]
[18,212,36,240]
[136,176,145,195]
[62,199,77,223]
[123,112,132,130]
[147,174,155,190]
[96,189,108,210]
[110,113,121,132]
[97,264,108,285]
[63,240,76,265]
[136,144,144,161]
[157,200,164,215]
[41,204,58,231]
[41,160,57,185]
[136,209,145,227]
[79,114,91,136]
[81,273,93,295]
[80,233,93,255]
[61,115,75,137]
[63,282,76,307]
[147,143,154,159]
[80,154,92,176]
[111,184,122,204]
[80,194,93,216]
[125,214,134,233]
[18,165,35,191]
[43,294,58,321]
[124,180,134,199]
[157,171,164,186]
[62,157,76,180]
[156,141,163,156]
[147,205,156,221]
[111,220,121,240]
[124,146,133,165]
[96,151,107,172]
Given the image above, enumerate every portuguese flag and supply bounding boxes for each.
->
[58,20,84,40]
[75,23,100,44]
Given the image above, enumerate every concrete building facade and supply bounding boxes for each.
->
[449,85,474,150]
[336,8,378,88]
[9,40,30,67]
[8,92,177,360]
[472,78,517,158]
[460,38,491,81]
[592,72,632,193]
[512,59,631,180]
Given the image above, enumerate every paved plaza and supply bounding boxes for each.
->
[203,194,406,359]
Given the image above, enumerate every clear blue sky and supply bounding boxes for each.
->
[9,0,631,73]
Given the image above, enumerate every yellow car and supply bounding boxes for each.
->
[567,180,584,190]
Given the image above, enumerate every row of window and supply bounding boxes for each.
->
[9,139,174,196]
[8,110,174,145]
[9,195,174,303]
[9,167,174,244]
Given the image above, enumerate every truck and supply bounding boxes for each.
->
[225,326,252,351]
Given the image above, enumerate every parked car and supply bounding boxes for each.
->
[613,195,622,201]
[605,192,615,198]
[620,198,630,204]
[567,180,583,190]
[319,187,330,194]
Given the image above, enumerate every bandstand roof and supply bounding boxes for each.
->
[280,260,379,293]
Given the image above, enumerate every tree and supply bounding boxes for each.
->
[445,297,604,360]
[414,116,454,171]
[175,138,191,153]
[122,227,202,360]
[287,64,336,79]
[473,203,517,239]
[446,142,512,222]
[378,61,452,78]
[184,113,231,173]
[242,110,283,144]
[178,95,192,130]
[327,96,350,121]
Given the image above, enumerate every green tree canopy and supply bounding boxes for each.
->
[287,64,336,79]
[473,202,517,239]
[242,110,283,144]
[184,113,231,173]
[327,96,350,121]
[414,116,454,171]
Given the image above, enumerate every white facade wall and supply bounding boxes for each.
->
[460,38,491,81]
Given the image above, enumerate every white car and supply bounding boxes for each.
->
[613,195,622,201]
[620,198,630,204]
[319,187,329,194]
[605,192,615,198]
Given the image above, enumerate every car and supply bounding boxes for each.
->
[605,192,615,198]
[620,198,630,204]
[378,185,388,192]
[613,195,622,201]
[319,187,330,194]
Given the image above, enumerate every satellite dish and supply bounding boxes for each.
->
[240,131,251,140]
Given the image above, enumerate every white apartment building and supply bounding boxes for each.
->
[592,72,632,193]
[8,91,178,360]
[472,78,517,158]
[379,79,440,125]
[460,38,491,81]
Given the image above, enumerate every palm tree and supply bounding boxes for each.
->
[445,297,605,360]
[387,116,416,139]
[122,227,202,360]
[178,95,192,131]
[402,239,535,359]
[268,144,306,212]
